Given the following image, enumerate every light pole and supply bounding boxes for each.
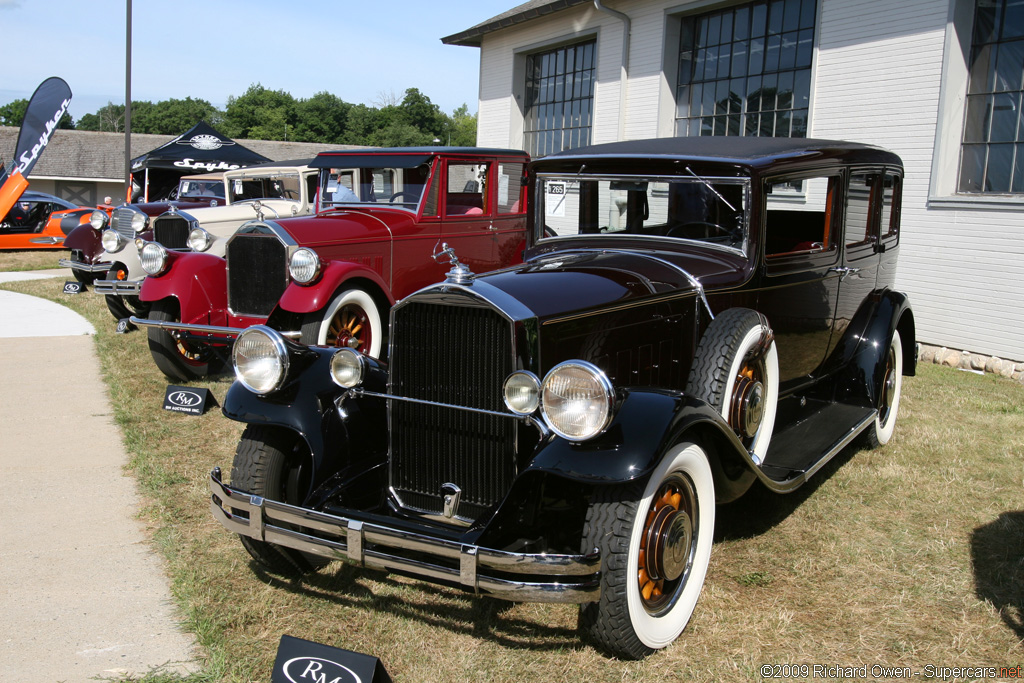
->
[124,0,132,201]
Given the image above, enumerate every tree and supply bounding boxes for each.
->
[447,104,477,147]
[293,92,350,144]
[0,98,74,129]
[141,97,219,135]
[397,88,446,140]
[222,84,297,140]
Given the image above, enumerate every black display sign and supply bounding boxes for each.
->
[63,280,83,294]
[162,385,214,416]
[272,635,391,683]
[116,318,136,334]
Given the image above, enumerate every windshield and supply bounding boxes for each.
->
[177,178,226,199]
[321,165,430,211]
[537,174,749,254]
[227,173,302,203]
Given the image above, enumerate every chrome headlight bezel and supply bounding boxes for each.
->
[130,210,148,234]
[140,242,169,276]
[503,370,541,415]
[233,325,290,395]
[330,347,366,388]
[101,228,125,253]
[539,360,615,442]
[187,227,213,252]
[289,247,321,284]
[89,210,108,230]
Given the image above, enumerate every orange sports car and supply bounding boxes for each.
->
[0,191,95,250]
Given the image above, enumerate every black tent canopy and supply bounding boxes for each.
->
[129,121,270,202]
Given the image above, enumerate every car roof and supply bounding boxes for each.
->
[540,136,902,169]
[312,147,529,169]
[16,191,78,209]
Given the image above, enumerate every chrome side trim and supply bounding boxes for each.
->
[210,468,601,603]
[30,236,64,245]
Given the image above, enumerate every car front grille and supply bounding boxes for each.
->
[226,233,288,317]
[388,299,517,522]
[110,207,139,240]
[153,214,189,249]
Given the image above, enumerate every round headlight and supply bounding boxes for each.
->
[140,241,168,276]
[187,227,212,252]
[330,348,365,388]
[101,229,125,253]
[503,370,541,415]
[131,211,148,233]
[89,210,107,230]
[540,360,615,441]
[289,248,320,284]
[233,326,289,395]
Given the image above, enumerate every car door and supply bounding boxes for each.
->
[830,169,883,361]
[439,158,501,273]
[758,173,842,387]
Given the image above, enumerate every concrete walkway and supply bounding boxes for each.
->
[0,270,196,682]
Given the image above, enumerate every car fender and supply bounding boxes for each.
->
[139,251,227,324]
[832,289,916,410]
[521,388,759,504]
[221,346,388,492]
[276,259,394,315]
[62,224,103,261]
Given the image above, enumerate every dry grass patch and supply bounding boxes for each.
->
[0,248,68,272]
[3,276,1022,682]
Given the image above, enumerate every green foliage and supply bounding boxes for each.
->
[3,86,478,148]
[0,97,74,128]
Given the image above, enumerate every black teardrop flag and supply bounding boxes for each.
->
[13,76,73,177]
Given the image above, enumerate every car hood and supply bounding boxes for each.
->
[455,248,721,320]
[270,208,416,247]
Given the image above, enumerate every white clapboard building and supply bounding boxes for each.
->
[444,0,1024,366]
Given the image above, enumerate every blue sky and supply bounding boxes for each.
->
[0,0,515,122]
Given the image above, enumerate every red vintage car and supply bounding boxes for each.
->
[131,147,530,380]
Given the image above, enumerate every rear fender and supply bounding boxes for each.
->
[139,251,227,325]
[522,388,758,504]
[832,290,916,409]
[277,259,394,315]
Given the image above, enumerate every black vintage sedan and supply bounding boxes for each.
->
[209,137,915,659]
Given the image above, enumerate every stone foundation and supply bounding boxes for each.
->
[917,344,1024,384]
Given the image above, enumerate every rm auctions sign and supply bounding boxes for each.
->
[272,635,391,683]
[161,385,214,416]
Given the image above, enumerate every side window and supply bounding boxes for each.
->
[880,173,901,244]
[845,173,875,248]
[445,163,489,216]
[764,175,838,258]
[497,163,524,214]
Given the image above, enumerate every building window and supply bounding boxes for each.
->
[958,0,1024,193]
[524,41,596,157]
[676,0,816,138]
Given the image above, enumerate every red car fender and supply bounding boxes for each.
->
[62,223,103,259]
[277,259,394,315]
[139,251,228,325]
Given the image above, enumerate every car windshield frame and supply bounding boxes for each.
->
[319,166,429,214]
[534,172,752,258]
[226,172,303,204]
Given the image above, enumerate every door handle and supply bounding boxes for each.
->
[828,266,861,280]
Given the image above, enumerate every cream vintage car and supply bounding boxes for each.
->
[94,161,319,320]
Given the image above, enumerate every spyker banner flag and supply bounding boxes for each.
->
[0,77,72,219]
[14,76,73,177]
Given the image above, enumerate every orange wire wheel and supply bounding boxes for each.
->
[325,302,371,351]
[637,473,698,614]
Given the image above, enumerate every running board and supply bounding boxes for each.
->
[758,402,876,487]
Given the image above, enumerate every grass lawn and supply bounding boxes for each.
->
[0,248,68,272]
[1,270,1021,682]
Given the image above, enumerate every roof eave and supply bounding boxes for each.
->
[441,0,591,47]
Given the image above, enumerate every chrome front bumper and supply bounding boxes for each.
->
[210,468,601,603]
[57,258,109,273]
[93,279,142,295]
[130,317,300,340]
